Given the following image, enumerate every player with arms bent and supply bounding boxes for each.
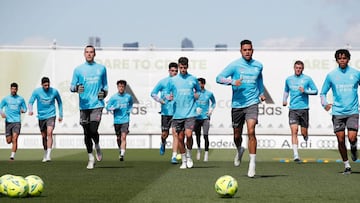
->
[320,49,360,175]
[70,45,108,169]
[216,39,265,178]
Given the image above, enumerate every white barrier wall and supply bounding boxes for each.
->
[0,49,359,149]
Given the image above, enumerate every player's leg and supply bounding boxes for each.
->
[171,127,178,164]
[184,117,195,168]
[89,108,103,162]
[347,114,359,162]
[119,123,129,161]
[232,108,245,167]
[290,124,300,162]
[44,117,56,162]
[203,119,210,162]
[10,132,19,160]
[174,120,187,169]
[246,119,257,178]
[336,130,351,174]
[160,116,170,155]
[194,120,202,160]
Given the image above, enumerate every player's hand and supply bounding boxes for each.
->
[77,85,84,93]
[194,93,199,99]
[298,86,304,93]
[29,112,34,116]
[196,107,202,115]
[234,78,242,86]
[207,108,213,117]
[325,104,332,111]
[58,117,63,123]
[98,90,107,100]
[260,95,266,102]
[1,113,6,118]
[282,102,287,106]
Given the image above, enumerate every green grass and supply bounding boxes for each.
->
[0,148,359,203]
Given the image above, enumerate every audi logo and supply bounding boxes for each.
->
[257,139,276,148]
[316,140,337,149]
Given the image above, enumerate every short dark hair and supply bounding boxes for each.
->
[41,77,50,84]
[85,45,96,53]
[240,39,252,47]
[178,57,189,66]
[335,49,351,60]
[117,80,127,86]
[294,60,304,67]
[10,82,18,88]
[168,62,178,69]
[198,77,206,84]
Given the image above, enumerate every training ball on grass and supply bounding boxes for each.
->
[176,154,182,161]
[4,176,29,198]
[214,175,238,198]
[25,175,44,197]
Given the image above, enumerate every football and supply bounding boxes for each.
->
[25,175,44,196]
[4,175,29,198]
[214,175,238,198]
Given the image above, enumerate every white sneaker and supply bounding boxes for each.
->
[204,151,209,162]
[186,157,194,168]
[247,163,256,178]
[180,162,187,169]
[42,155,47,162]
[87,159,95,169]
[234,147,245,167]
[196,150,201,160]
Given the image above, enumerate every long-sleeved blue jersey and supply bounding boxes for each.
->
[28,87,63,120]
[196,89,216,120]
[0,94,27,123]
[167,73,201,119]
[320,65,360,115]
[283,74,318,109]
[150,76,175,116]
[216,57,264,108]
[106,92,133,124]
[70,62,108,110]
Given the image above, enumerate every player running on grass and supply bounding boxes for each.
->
[194,77,216,162]
[28,77,63,162]
[106,80,133,162]
[216,39,265,178]
[150,62,179,164]
[70,45,108,169]
[0,82,27,160]
[320,49,360,175]
[167,57,201,169]
[282,60,318,163]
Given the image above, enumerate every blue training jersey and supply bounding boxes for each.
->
[0,94,27,123]
[70,61,108,110]
[216,57,264,108]
[320,65,360,115]
[28,87,63,120]
[150,76,175,116]
[196,89,216,120]
[167,73,201,119]
[106,92,133,124]
[283,74,318,109]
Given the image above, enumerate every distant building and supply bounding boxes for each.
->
[123,42,139,51]
[88,36,101,48]
[215,44,227,51]
[181,38,194,51]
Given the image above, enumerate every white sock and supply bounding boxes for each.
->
[344,160,351,168]
[88,153,94,161]
[172,151,177,158]
[292,144,299,159]
[181,153,187,163]
[249,154,256,165]
[186,149,192,158]
[10,152,15,158]
[95,143,100,151]
[47,148,52,157]
[120,149,126,156]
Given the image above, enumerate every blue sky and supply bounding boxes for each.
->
[1,0,359,49]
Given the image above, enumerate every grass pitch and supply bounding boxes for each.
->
[0,148,359,203]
